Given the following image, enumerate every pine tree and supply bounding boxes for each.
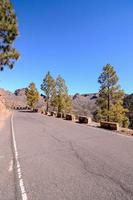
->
[26,83,39,111]
[64,94,72,113]
[0,0,19,70]
[124,94,133,128]
[124,94,133,112]
[95,64,129,127]
[55,75,72,113]
[41,71,56,112]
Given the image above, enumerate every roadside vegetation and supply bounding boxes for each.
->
[124,94,133,129]
[41,71,56,113]
[0,0,19,127]
[25,83,39,111]
[41,72,72,114]
[94,64,129,128]
[0,0,19,70]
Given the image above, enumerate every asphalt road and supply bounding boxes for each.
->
[1,111,133,200]
[0,116,15,200]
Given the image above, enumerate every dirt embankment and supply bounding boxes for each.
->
[0,100,11,129]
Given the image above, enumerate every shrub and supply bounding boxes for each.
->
[122,117,130,128]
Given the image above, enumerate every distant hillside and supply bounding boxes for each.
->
[0,88,45,109]
[0,88,22,108]
[72,93,98,117]
[0,88,98,115]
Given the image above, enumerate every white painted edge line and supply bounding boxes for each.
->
[11,112,28,200]
[8,160,13,172]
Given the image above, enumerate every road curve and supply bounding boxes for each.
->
[11,111,133,200]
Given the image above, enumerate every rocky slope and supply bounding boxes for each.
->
[0,90,11,129]
[0,88,45,110]
[72,93,98,117]
[0,88,98,116]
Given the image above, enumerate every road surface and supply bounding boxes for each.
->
[1,111,133,200]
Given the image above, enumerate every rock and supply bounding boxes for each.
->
[14,88,26,96]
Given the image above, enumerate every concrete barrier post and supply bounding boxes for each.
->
[56,112,62,118]
[50,111,57,117]
[66,114,75,121]
[78,116,91,124]
[100,121,119,131]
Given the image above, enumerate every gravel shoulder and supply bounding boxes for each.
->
[0,110,11,129]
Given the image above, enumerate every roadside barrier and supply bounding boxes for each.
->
[56,112,62,118]
[50,111,57,117]
[66,114,75,121]
[78,116,91,124]
[100,121,119,130]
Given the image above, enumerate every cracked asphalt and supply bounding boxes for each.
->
[2,111,133,200]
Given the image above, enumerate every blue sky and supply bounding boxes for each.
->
[0,0,133,94]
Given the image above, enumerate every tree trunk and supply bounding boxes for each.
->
[46,101,49,112]
[107,86,110,122]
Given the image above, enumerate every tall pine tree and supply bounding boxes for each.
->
[55,75,72,113]
[95,64,129,127]
[26,83,39,111]
[41,71,56,112]
[0,0,19,70]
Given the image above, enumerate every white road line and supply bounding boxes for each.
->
[11,113,28,200]
[8,160,13,172]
